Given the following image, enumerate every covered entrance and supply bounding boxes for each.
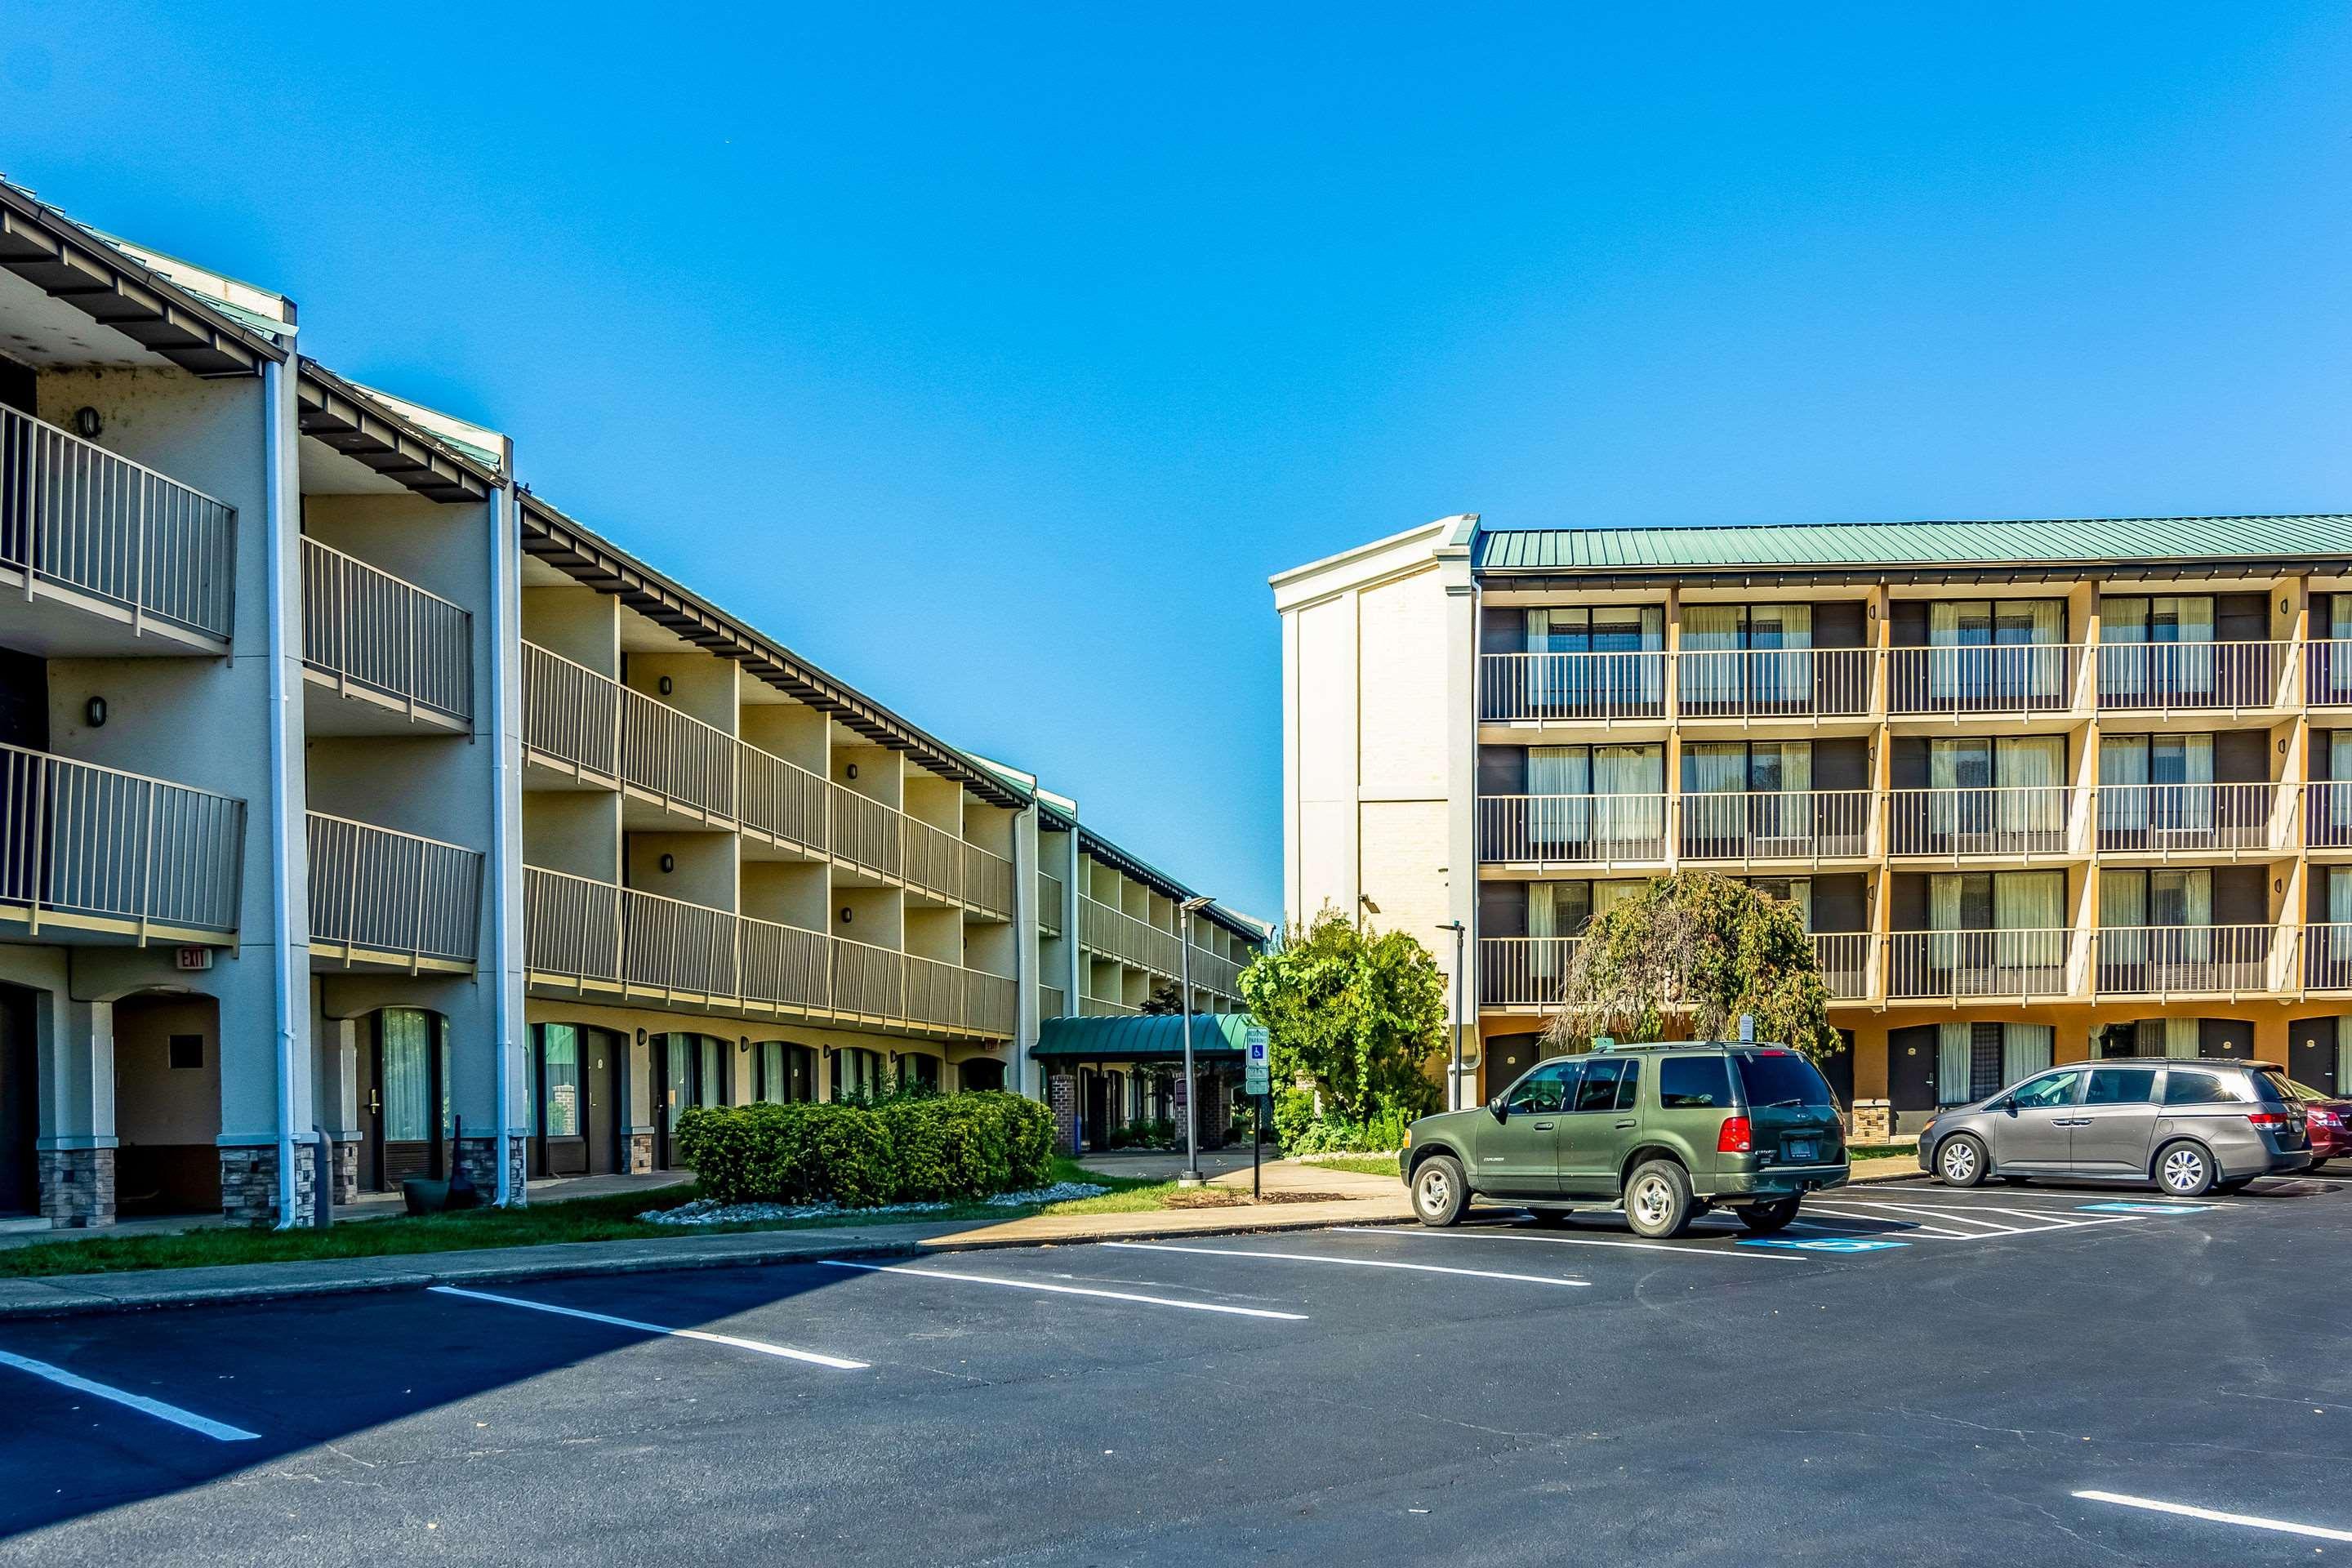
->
[530,1022,626,1178]
[359,1007,449,1192]
[648,1033,725,1169]
[114,993,223,1215]
[1030,1013,1254,1156]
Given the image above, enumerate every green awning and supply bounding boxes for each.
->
[1031,1013,1258,1062]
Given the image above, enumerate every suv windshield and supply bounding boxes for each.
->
[1733,1051,1833,1109]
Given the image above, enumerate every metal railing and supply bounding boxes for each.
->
[1886,644,2081,715]
[1679,789,1873,861]
[2304,924,2352,991]
[1481,651,1668,722]
[1080,993,1139,1016]
[1478,793,1670,863]
[966,969,1018,1036]
[2306,643,2352,708]
[1080,895,1185,974]
[0,742,244,938]
[1481,936,1582,1007]
[963,840,1015,920]
[1040,983,1067,1018]
[828,783,903,880]
[1186,942,1245,999]
[521,643,621,778]
[2097,640,2295,711]
[1675,647,1873,718]
[0,403,236,640]
[299,535,472,722]
[739,915,830,1010]
[2095,924,2278,997]
[305,812,483,967]
[737,741,829,852]
[2307,782,2352,851]
[1037,871,1066,935]
[621,684,736,821]
[1886,929,2077,1000]
[1886,786,2077,858]
[2096,782,2285,855]
[1810,933,1873,1000]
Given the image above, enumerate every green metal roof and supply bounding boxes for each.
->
[1473,515,2352,573]
[1031,1013,1258,1061]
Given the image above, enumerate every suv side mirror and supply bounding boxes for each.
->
[1489,1097,1508,1122]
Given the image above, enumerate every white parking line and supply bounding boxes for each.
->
[427,1285,869,1370]
[1775,1210,1979,1240]
[2074,1489,2352,1544]
[1365,1227,1811,1260]
[0,1348,260,1442]
[816,1260,1310,1320]
[1102,1241,1591,1287]
[1822,1199,2113,1233]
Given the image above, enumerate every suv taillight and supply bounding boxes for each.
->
[1717,1116,1753,1154]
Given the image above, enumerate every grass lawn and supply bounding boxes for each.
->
[0,1160,1173,1280]
[1298,1154,1403,1179]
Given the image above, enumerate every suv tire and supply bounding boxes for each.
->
[1735,1197,1801,1235]
[1412,1154,1469,1227]
[1624,1159,1694,1239]
[1935,1134,1989,1188]
[2154,1138,2216,1199]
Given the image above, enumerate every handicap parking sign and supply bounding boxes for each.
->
[1244,1024,1270,1096]
[2077,1201,2212,1214]
[1737,1237,1909,1253]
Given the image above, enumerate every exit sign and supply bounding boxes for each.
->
[175,947,214,972]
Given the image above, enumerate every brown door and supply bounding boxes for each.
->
[532,1023,589,1178]
[370,1009,444,1187]
[0,984,33,1214]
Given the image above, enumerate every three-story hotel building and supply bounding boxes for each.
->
[0,177,1258,1228]
[1276,513,2352,1131]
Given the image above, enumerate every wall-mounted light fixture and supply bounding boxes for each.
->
[82,697,107,728]
[845,763,859,781]
[839,906,853,924]
[2280,738,2290,754]
[636,1028,648,1045]
[659,853,675,874]
[657,675,674,696]
[72,407,102,439]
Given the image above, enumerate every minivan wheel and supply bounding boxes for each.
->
[1936,1134,1989,1188]
[1412,1155,1469,1227]
[2154,1139,2216,1199]
[1735,1197,1801,1235]
[1624,1159,1694,1239]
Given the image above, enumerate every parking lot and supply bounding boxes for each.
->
[4,1172,2350,1566]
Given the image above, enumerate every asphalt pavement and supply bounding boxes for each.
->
[4,1170,2350,1566]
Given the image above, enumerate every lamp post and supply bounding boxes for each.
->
[1437,920,1466,1110]
[1178,894,1214,1186]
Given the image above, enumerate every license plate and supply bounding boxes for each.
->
[1784,1138,1820,1163]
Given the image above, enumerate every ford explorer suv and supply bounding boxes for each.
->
[1920,1057,2311,1196]
[1401,1044,1850,1238]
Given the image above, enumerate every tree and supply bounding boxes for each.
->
[1239,909,1446,1124]
[1138,979,1184,1016]
[1543,871,1838,1065]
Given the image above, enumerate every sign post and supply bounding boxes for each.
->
[1244,1023,1271,1201]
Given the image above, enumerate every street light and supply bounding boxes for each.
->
[1436,920,1466,1110]
[1178,894,1215,1186]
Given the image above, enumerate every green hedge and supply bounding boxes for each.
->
[673,1091,1054,1207]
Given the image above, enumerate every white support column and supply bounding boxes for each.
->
[1437,516,1481,1109]
[488,466,528,1205]
[1013,801,1042,1098]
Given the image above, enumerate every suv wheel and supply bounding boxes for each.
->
[2154,1139,2216,1199]
[1412,1155,1468,1227]
[1735,1197,1801,1235]
[1624,1159,1694,1239]
[1936,1134,1989,1188]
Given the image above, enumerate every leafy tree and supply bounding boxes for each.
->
[1138,978,1184,1015]
[1543,871,1837,1064]
[1240,910,1446,1124]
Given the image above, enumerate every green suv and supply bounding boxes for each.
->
[1400,1044,1850,1238]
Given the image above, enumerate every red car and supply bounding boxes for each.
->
[2287,1080,2351,1166]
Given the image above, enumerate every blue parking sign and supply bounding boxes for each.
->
[1737,1237,1910,1253]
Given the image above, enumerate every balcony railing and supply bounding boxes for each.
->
[1886,644,2081,715]
[738,741,828,850]
[1887,929,2078,1000]
[1080,895,1184,974]
[1675,647,1873,719]
[2095,924,2278,997]
[1038,871,1066,935]
[1481,651,1668,722]
[2308,782,2352,851]
[2097,640,2296,712]
[2304,924,2352,991]
[522,866,1013,1036]
[2306,643,2352,707]
[1478,794,1670,863]
[621,684,736,822]
[1886,786,2078,858]
[1185,942,1245,999]
[300,535,472,723]
[0,742,244,938]
[1080,994,1139,1017]
[306,812,483,968]
[521,643,621,779]
[1679,789,1873,862]
[2096,782,2285,856]
[1040,982,1067,1018]
[0,403,236,641]
[1481,935,1581,1007]
[1809,933,1872,1000]
[963,841,1016,920]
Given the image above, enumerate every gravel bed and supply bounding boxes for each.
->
[639,1181,1111,1227]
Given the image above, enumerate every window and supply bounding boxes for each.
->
[167,1034,203,1070]
[1659,1057,1733,1109]
[2252,1069,2298,1106]
[540,1024,581,1137]
[2010,1071,2083,1110]
[831,1046,884,1102]
[1610,1059,1642,1111]
[2083,1067,2157,1106]
[898,1054,942,1094]
[1573,1058,1628,1112]
[1504,1062,1575,1114]
[2161,1069,2231,1106]
[1733,1050,1834,1108]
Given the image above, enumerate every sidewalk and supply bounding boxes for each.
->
[0,1159,1923,1323]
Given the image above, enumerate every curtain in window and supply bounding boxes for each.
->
[1996,871,2064,930]
[2002,1023,2054,1081]
[1998,735,2065,841]
[1929,738,1986,843]
[1683,605,1743,710]
[2333,734,2352,835]
[701,1037,727,1107]
[1936,1021,1972,1106]
[1528,882,1561,980]
[2336,1018,2351,1095]
[1682,742,1746,795]
[2163,1017,2199,1058]
[760,1041,785,1103]
[2101,869,2148,927]
[2101,596,2149,704]
[541,1023,581,1137]
[667,1036,695,1129]
[1592,880,1641,920]
[1528,746,1591,851]
[1592,745,1663,848]
[2000,600,2067,703]
[1753,603,1813,709]
[1927,601,1981,700]
[1524,609,1555,708]
[381,1008,432,1142]
[2164,596,2218,697]
[2100,734,2149,835]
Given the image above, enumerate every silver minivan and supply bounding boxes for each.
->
[1920,1057,2310,1197]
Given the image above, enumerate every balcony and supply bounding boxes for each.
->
[1037,871,1065,936]
[2096,782,2288,858]
[1809,933,1873,1000]
[1678,790,1873,862]
[1040,982,1067,1018]
[2095,924,2279,999]
[1886,644,2081,716]
[305,812,483,971]
[2303,924,2352,991]
[0,404,235,653]
[1886,786,2078,859]
[1185,941,1245,1000]
[2306,643,2352,708]
[1080,993,1139,1017]
[1480,651,1668,724]
[2310,783,2352,851]
[522,866,1013,1037]
[1080,895,1184,975]
[300,536,472,730]
[1481,935,1579,1007]
[1478,794,1669,865]
[2096,641,2296,714]
[1675,647,1873,719]
[1886,929,2078,1001]
[0,742,244,942]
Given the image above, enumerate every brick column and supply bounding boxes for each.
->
[1049,1072,1078,1154]
[38,1147,115,1228]
[220,1143,318,1227]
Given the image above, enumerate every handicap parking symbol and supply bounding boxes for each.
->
[2077,1201,2214,1214]
[1736,1237,1910,1253]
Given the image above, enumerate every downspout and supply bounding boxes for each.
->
[263,357,302,1227]
[488,466,519,1205]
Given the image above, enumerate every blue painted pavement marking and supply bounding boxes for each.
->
[1736,1237,1910,1253]
[2077,1201,2214,1214]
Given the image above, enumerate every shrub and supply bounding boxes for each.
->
[1271,1090,1410,1156]
[674,1090,1053,1207]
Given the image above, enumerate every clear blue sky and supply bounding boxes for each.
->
[7,5,2352,919]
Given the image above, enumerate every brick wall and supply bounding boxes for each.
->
[452,1135,529,1203]
[1049,1072,1077,1154]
